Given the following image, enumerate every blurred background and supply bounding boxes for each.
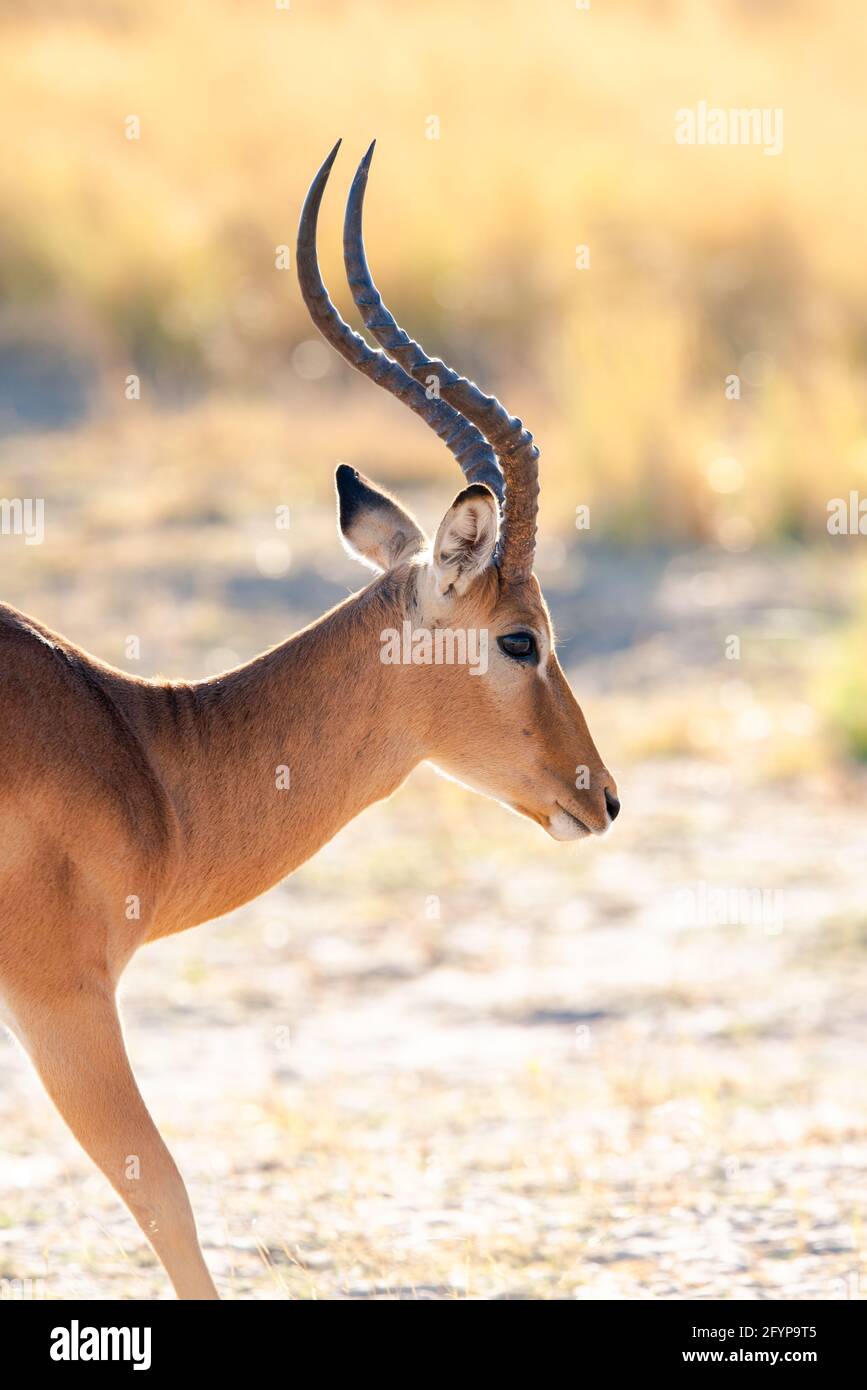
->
[1,0,866,1299]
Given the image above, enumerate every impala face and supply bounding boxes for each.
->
[421,566,620,841]
[447,582,619,842]
[336,465,620,842]
[298,140,621,844]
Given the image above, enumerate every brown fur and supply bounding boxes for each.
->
[0,483,616,1298]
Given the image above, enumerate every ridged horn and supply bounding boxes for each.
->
[343,141,539,584]
[296,141,504,502]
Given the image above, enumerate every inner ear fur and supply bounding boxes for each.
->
[432,483,499,595]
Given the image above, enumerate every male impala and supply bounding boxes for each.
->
[0,143,619,1299]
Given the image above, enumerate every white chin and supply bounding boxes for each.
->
[547,809,591,842]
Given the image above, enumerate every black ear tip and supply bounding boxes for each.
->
[335,464,384,530]
[455,482,497,506]
[335,464,360,528]
[336,464,385,505]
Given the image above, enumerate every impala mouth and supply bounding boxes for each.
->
[548,804,592,842]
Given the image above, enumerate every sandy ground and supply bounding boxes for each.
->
[1,543,865,1300]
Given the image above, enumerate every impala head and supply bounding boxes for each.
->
[297,140,620,841]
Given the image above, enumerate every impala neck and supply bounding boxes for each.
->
[147,572,425,936]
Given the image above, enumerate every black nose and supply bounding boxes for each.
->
[604,789,621,821]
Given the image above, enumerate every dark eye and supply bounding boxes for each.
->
[497,632,538,664]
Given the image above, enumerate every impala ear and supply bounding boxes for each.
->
[335,465,428,572]
[432,484,499,595]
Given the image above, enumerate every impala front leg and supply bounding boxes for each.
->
[11,978,218,1300]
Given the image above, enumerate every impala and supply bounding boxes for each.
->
[0,142,619,1299]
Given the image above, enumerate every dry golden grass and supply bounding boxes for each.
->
[2,0,867,538]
